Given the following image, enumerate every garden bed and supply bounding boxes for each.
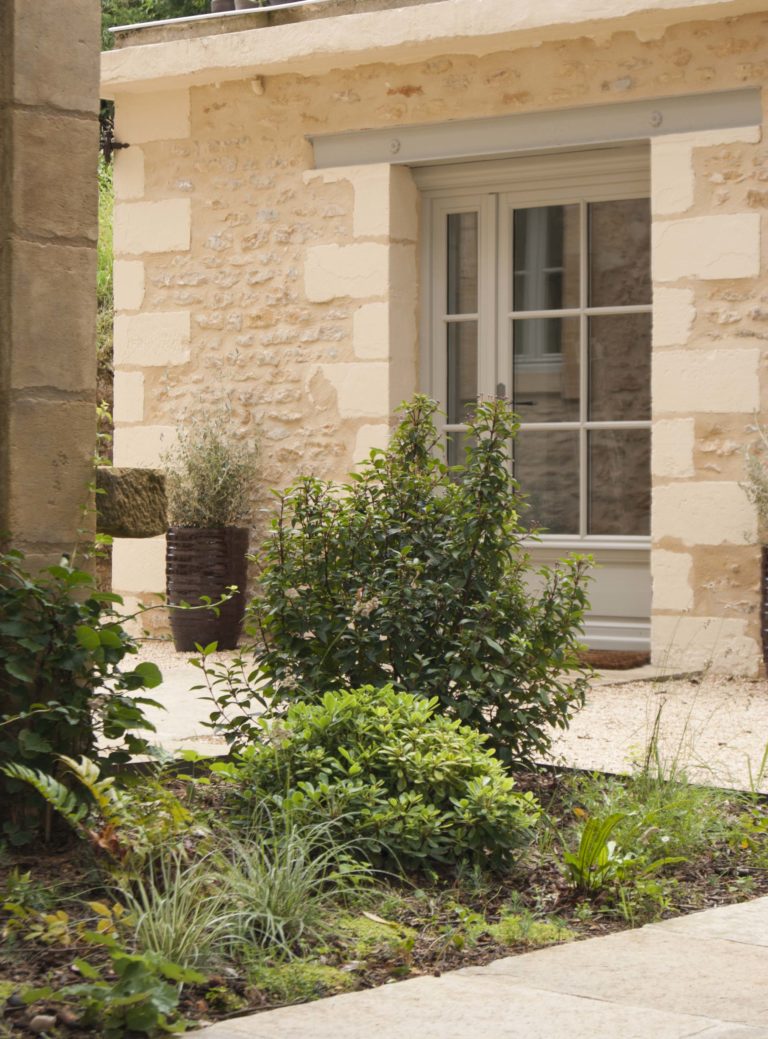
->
[2,766,767,1038]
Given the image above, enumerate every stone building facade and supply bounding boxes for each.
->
[1,0,100,568]
[102,0,768,675]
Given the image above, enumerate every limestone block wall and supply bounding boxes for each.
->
[111,9,768,671]
[651,125,764,676]
[0,0,100,570]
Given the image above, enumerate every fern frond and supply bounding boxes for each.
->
[0,763,89,831]
[58,755,130,832]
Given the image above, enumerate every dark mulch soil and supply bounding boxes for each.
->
[2,769,767,1037]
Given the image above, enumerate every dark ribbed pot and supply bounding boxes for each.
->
[166,527,249,652]
[211,0,235,11]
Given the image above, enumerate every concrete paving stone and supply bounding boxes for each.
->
[191,972,757,1039]
[461,927,768,1027]
[693,1028,768,1039]
[651,896,768,948]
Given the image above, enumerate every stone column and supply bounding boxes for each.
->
[0,0,100,569]
[650,125,764,676]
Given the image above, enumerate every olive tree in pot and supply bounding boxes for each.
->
[163,414,258,652]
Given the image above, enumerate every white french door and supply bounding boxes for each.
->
[417,146,652,649]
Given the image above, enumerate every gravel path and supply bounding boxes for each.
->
[132,641,768,792]
[546,668,768,793]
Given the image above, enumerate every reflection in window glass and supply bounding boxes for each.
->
[513,205,579,312]
[589,313,651,422]
[447,212,478,315]
[512,317,580,423]
[589,198,651,307]
[589,429,650,536]
[447,322,477,426]
[514,430,579,534]
[446,431,477,469]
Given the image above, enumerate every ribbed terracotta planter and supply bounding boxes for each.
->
[166,527,249,652]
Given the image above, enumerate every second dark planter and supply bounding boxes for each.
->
[166,527,249,652]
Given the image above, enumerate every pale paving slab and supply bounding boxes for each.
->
[193,898,768,1039]
[462,901,768,1028]
[192,973,768,1039]
[652,897,768,948]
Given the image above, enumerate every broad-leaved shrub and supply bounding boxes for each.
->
[236,686,540,870]
[250,397,590,764]
[0,550,162,844]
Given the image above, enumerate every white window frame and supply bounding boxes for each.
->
[417,144,651,553]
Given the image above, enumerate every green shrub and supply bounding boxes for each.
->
[0,550,162,845]
[236,686,540,871]
[248,396,590,765]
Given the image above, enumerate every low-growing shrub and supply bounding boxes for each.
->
[246,396,590,765]
[234,685,540,871]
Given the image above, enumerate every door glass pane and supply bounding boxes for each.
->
[447,322,477,425]
[513,204,579,312]
[589,429,650,535]
[512,317,579,422]
[447,212,478,314]
[589,313,651,421]
[514,430,579,534]
[589,198,650,307]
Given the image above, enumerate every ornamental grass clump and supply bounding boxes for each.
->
[163,413,258,529]
[248,395,590,766]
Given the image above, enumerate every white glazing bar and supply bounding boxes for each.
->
[579,199,589,539]
[504,305,652,320]
[516,421,651,431]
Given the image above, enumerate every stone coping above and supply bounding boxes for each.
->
[102,0,767,95]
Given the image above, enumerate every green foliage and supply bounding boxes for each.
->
[248,396,590,765]
[33,948,204,1037]
[247,959,356,1004]
[101,0,209,49]
[562,812,684,895]
[564,767,734,864]
[235,685,540,871]
[163,412,258,528]
[215,812,374,953]
[488,910,574,948]
[334,913,416,958]
[119,852,240,968]
[0,551,163,845]
[562,813,628,893]
[2,756,192,863]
